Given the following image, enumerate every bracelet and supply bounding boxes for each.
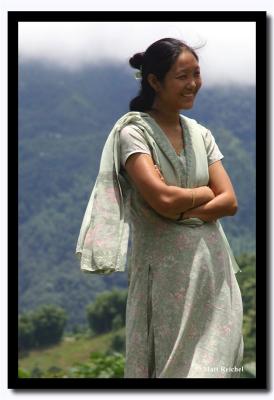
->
[177,189,195,221]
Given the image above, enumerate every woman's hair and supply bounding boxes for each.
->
[129,37,199,112]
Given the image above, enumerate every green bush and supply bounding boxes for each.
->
[18,367,31,378]
[18,313,35,352]
[236,253,256,365]
[86,289,127,335]
[68,351,125,378]
[18,304,68,352]
[110,330,125,353]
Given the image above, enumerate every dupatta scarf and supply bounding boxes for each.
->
[75,111,241,275]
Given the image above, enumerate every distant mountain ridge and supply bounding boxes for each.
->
[18,61,256,330]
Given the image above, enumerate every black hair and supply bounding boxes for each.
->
[129,38,199,112]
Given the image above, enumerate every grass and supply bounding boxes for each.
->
[19,327,125,373]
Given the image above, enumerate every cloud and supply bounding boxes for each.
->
[19,21,255,85]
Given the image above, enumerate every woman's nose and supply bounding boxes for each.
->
[186,79,196,89]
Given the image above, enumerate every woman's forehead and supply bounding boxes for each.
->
[172,51,200,72]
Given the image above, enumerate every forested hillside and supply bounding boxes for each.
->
[18,61,256,330]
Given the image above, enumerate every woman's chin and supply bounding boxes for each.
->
[179,102,195,110]
[178,97,196,110]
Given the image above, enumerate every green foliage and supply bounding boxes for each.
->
[236,253,256,365]
[19,350,125,378]
[18,304,68,352]
[112,314,124,331]
[68,351,125,378]
[86,289,127,334]
[41,366,67,378]
[18,367,31,378]
[18,313,35,352]
[109,330,126,354]
[18,326,116,374]
[30,366,44,378]
[31,305,68,347]
[243,361,256,378]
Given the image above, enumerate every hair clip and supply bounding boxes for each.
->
[134,66,142,80]
[134,71,142,80]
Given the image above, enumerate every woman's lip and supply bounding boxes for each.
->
[182,93,195,97]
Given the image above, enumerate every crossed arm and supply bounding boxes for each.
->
[123,153,238,222]
[180,160,237,221]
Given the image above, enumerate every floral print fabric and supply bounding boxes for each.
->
[120,122,244,378]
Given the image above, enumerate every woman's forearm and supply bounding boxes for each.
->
[182,192,238,222]
[153,163,237,222]
[153,165,215,219]
[159,185,215,220]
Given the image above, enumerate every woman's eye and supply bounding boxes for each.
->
[177,72,200,80]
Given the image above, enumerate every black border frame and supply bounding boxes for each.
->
[9,10,267,390]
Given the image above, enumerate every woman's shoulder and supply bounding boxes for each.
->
[111,111,149,135]
[115,111,145,125]
[120,124,141,137]
[180,114,208,132]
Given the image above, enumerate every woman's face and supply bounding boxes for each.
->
[150,50,202,111]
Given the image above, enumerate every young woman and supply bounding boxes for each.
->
[76,38,244,378]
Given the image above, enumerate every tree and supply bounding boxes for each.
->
[86,289,127,334]
[30,304,68,348]
[110,330,125,353]
[18,313,35,353]
[236,253,256,363]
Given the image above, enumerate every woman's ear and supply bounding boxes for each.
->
[147,73,161,92]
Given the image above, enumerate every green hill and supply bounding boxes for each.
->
[19,327,124,374]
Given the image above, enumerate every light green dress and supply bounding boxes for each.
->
[119,122,244,378]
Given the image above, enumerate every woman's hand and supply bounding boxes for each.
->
[194,186,215,204]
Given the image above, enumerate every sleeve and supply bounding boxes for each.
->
[119,124,152,168]
[203,129,224,166]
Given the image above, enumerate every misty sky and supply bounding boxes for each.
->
[19,21,255,86]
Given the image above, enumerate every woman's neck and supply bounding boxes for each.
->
[148,104,180,128]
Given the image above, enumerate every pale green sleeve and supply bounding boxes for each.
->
[120,125,152,168]
[202,129,224,166]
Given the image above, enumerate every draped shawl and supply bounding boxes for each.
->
[75,111,241,275]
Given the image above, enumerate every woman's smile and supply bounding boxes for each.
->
[182,93,195,100]
[182,93,195,98]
